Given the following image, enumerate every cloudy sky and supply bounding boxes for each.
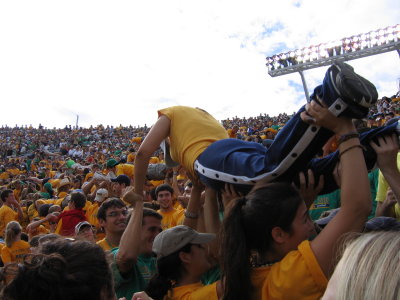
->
[0,0,399,129]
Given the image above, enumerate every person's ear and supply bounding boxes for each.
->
[271,226,287,244]
[98,218,106,227]
[179,250,192,264]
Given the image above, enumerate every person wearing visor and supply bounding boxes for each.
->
[146,225,221,300]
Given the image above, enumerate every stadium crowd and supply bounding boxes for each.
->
[0,64,400,300]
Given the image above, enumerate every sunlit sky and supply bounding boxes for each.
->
[1,0,399,129]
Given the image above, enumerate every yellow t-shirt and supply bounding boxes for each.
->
[158,106,228,176]
[376,153,400,220]
[1,240,31,264]
[84,172,94,182]
[13,189,22,202]
[149,180,164,187]
[227,129,237,139]
[173,201,185,212]
[127,153,136,163]
[167,282,218,300]
[149,157,160,164]
[116,163,135,178]
[254,240,327,300]
[86,202,100,228]
[29,224,49,238]
[157,208,181,230]
[0,206,18,237]
[0,172,10,180]
[96,238,118,252]
[27,204,39,222]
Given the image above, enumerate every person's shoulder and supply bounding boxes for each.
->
[16,240,31,247]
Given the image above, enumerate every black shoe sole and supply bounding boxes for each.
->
[329,62,378,108]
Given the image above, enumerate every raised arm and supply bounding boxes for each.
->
[371,134,400,203]
[116,187,144,274]
[303,100,371,276]
[134,116,170,197]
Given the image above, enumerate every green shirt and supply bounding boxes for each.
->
[111,249,157,300]
[201,265,220,285]
[309,190,341,221]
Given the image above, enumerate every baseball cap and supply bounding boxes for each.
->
[111,175,131,186]
[364,216,400,232]
[106,159,119,168]
[94,188,109,202]
[75,221,92,235]
[152,225,215,259]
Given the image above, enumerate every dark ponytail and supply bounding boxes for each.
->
[146,243,192,300]
[220,197,251,300]
[220,182,302,300]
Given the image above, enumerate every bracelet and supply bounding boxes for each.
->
[337,133,359,145]
[173,172,178,176]
[339,144,366,160]
[184,211,199,219]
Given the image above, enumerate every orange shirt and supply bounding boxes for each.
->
[96,238,118,252]
[157,208,181,230]
[254,240,327,300]
[1,240,31,264]
[167,282,218,300]
[0,206,18,237]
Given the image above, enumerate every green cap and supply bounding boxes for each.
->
[106,159,119,168]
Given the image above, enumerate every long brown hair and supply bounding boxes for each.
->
[220,181,302,300]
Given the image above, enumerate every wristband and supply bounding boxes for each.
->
[184,211,199,219]
[338,133,359,145]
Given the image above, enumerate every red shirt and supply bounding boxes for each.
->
[58,209,86,236]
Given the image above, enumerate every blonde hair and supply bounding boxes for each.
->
[334,231,400,300]
[5,221,22,248]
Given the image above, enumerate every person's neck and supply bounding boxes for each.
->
[175,273,201,287]
[161,207,174,213]
[257,249,284,266]
[105,232,122,247]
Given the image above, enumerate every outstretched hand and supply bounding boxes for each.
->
[221,183,243,209]
[295,169,324,208]
[370,134,399,172]
[122,186,143,205]
[300,99,354,134]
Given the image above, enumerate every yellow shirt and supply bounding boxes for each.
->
[29,224,49,238]
[27,204,39,222]
[13,189,22,202]
[127,153,136,163]
[1,240,31,264]
[0,172,9,180]
[158,106,228,176]
[376,153,400,220]
[149,157,160,164]
[167,282,218,300]
[0,205,18,237]
[116,163,135,178]
[158,208,181,230]
[86,202,100,228]
[227,129,237,139]
[254,240,327,300]
[96,238,117,252]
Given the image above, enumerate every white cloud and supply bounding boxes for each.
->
[0,0,399,128]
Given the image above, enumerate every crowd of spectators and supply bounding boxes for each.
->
[0,88,399,299]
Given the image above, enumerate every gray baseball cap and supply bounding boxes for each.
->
[152,225,215,259]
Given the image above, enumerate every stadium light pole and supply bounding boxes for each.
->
[266,24,400,100]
